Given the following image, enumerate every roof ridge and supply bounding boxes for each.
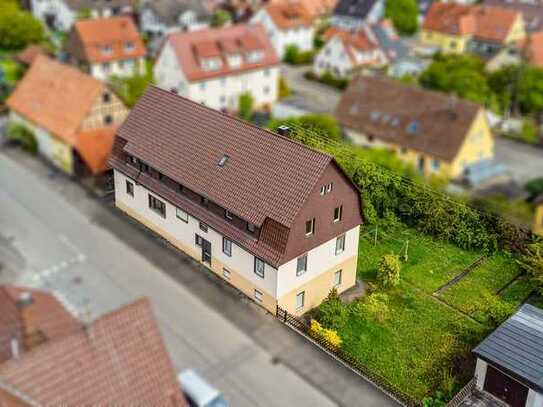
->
[148,85,334,159]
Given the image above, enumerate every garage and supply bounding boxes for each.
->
[483,365,528,407]
[473,304,543,407]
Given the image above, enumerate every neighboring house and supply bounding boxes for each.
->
[421,2,526,56]
[487,30,543,71]
[336,76,495,179]
[65,16,146,80]
[250,2,315,58]
[15,45,49,67]
[272,0,339,20]
[313,21,408,78]
[331,0,385,29]
[485,0,543,33]
[30,0,137,32]
[154,24,280,111]
[139,0,211,36]
[534,194,543,237]
[0,298,187,406]
[6,55,129,177]
[109,87,364,315]
[471,304,543,407]
[0,285,81,365]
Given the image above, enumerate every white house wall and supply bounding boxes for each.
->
[31,0,75,31]
[313,37,354,77]
[276,225,359,297]
[113,170,279,298]
[154,42,186,92]
[527,390,543,407]
[90,57,145,80]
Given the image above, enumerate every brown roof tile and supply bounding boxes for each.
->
[336,76,483,163]
[0,299,186,406]
[115,86,332,227]
[0,285,81,364]
[165,24,279,82]
[71,16,146,64]
[6,55,105,146]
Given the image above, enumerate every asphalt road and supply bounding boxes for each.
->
[0,149,399,407]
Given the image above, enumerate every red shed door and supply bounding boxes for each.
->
[484,365,528,407]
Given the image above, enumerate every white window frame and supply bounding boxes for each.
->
[176,207,188,223]
[333,205,343,222]
[126,180,134,197]
[296,291,305,310]
[335,234,345,255]
[296,254,307,276]
[305,218,315,236]
[223,268,231,280]
[334,269,342,287]
[254,257,265,278]
[222,237,232,257]
[254,289,263,302]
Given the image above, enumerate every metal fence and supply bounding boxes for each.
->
[446,376,476,407]
[276,306,421,407]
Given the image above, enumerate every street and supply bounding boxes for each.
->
[281,64,543,185]
[0,148,399,407]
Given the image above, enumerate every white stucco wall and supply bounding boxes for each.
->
[114,170,279,297]
[527,390,543,407]
[141,8,208,36]
[313,37,354,77]
[154,42,279,110]
[276,225,359,297]
[31,0,75,31]
[251,9,315,58]
[475,358,488,390]
[90,57,146,80]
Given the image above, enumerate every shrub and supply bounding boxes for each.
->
[309,319,342,348]
[278,76,291,99]
[7,122,37,153]
[481,293,516,325]
[238,92,254,121]
[283,44,315,65]
[316,288,348,330]
[526,178,543,200]
[210,9,231,27]
[422,392,447,407]
[360,293,390,323]
[518,119,539,144]
[377,254,401,288]
[518,243,543,296]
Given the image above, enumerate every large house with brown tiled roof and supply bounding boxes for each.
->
[154,24,280,111]
[109,86,364,315]
[6,55,129,177]
[421,2,526,55]
[0,285,81,365]
[336,76,495,179]
[250,2,315,58]
[0,298,187,406]
[65,16,146,80]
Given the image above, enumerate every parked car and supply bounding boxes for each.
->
[177,369,230,407]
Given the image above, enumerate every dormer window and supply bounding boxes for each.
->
[246,50,263,63]
[124,41,134,52]
[201,57,222,71]
[101,45,112,55]
[227,54,242,68]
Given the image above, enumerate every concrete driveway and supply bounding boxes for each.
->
[494,138,543,185]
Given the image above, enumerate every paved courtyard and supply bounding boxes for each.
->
[0,148,399,407]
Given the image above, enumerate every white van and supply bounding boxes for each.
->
[178,369,230,407]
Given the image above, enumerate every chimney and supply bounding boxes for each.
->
[17,291,46,350]
[447,96,458,120]
[170,87,178,94]
[277,125,290,136]
[17,292,33,308]
[10,338,19,359]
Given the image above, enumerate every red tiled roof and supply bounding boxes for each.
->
[0,299,186,406]
[0,285,81,364]
[165,24,279,82]
[264,2,313,29]
[71,16,146,64]
[336,76,482,163]
[15,45,47,66]
[520,31,543,66]
[423,3,520,42]
[6,55,105,146]
[273,0,338,18]
[75,126,118,174]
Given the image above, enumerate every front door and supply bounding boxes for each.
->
[484,365,528,407]
[201,239,211,265]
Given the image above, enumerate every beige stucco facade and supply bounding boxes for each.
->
[534,202,543,237]
[113,170,360,315]
[420,30,470,54]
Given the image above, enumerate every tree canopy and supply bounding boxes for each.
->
[385,0,419,35]
[0,2,44,51]
[210,9,231,27]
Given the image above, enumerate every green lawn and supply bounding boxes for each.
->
[359,226,478,293]
[440,253,522,317]
[315,225,535,401]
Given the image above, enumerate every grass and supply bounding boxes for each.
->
[440,253,522,318]
[315,224,534,401]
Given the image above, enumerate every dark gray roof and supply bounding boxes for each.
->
[141,0,210,25]
[474,304,543,391]
[370,24,409,62]
[333,0,380,19]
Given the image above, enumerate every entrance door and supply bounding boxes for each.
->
[201,239,211,265]
[484,365,528,407]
